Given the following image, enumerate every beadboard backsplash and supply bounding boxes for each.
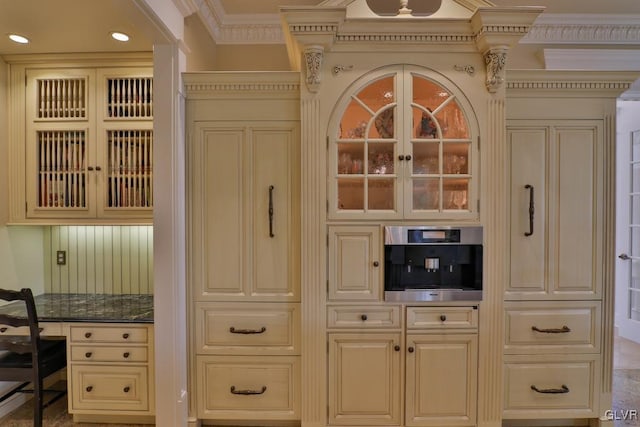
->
[44,226,153,294]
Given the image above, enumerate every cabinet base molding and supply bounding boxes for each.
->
[503,419,595,426]
[198,421,300,427]
[72,414,154,424]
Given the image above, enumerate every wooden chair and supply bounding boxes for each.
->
[0,288,67,426]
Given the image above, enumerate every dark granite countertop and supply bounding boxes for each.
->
[0,293,153,323]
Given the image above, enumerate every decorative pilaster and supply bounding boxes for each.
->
[477,97,507,427]
[300,95,327,427]
[303,46,324,93]
[484,48,507,93]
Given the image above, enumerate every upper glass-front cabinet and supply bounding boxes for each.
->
[329,67,478,220]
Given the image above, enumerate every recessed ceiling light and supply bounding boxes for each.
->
[111,32,130,42]
[8,34,29,44]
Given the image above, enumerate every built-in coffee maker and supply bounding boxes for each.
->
[384,226,483,302]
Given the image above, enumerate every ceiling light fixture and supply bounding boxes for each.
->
[110,32,130,42]
[8,34,29,44]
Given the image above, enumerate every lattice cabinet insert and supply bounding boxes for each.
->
[24,67,153,222]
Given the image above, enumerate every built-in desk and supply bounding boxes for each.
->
[0,293,155,424]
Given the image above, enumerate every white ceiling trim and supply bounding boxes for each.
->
[522,14,640,45]
[544,49,640,71]
[193,3,640,47]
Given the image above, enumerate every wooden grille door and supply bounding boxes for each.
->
[26,70,97,219]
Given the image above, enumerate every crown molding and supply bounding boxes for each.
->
[544,49,640,71]
[195,3,640,47]
[522,14,640,45]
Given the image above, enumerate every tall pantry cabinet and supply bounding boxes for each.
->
[184,72,301,424]
[504,70,637,422]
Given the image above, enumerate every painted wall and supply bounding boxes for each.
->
[0,57,47,297]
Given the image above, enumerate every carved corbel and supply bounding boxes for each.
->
[303,46,324,93]
[484,48,507,93]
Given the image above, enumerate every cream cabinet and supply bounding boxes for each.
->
[66,323,155,420]
[328,66,479,221]
[327,305,478,427]
[328,225,383,301]
[505,121,605,420]
[185,72,301,424]
[328,332,402,426]
[20,65,153,223]
[507,123,603,300]
[189,121,300,302]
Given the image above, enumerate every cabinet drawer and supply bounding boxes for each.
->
[407,306,478,329]
[504,301,601,354]
[70,364,149,412]
[196,355,300,420]
[327,305,401,329]
[196,303,299,354]
[503,355,599,418]
[71,345,148,363]
[0,322,63,337]
[69,325,148,344]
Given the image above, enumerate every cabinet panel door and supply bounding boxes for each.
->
[328,333,402,426]
[406,333,477,427]
[199,128,246,297]
[508,128,547,295]
[251,127,299,299]
[328,226,382,301]
[553,127,599,296]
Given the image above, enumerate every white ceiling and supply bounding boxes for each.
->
[1,0,640,56]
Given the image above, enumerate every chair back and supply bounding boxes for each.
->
[0,288,41,357]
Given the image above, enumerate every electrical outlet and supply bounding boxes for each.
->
[56,250,66,265]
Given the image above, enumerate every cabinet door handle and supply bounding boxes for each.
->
[619,253,631,260]
[85,352,92,358]
[394,345,400,351]
[229,326,267,334]
[87,166,94,171]
[86,386,93,392]
[408,346,414,353]
[398,154,405,161]
[269,185,275,238]
[230,385,267,395]
[373,261,379,267]
[531,384,569,394]
[123,386,130,393]
[85,332,92,338]
[531,325,571,333]
[95,166,102,171]
[524,184,534,236]
[405,154,412,161]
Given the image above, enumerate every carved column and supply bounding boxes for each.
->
[303,46,324,93]
[484,48,507,93]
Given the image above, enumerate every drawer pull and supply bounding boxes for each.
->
[230,385,267,395]
[229,326,267,334]
[531,325,571,334]
[85,332,92,338]
[439,315,447,322]
[531,384,570,394]
[0,327,7,333]
[86,386,93,392]
[123,386,130,393]
[122,333,130,339]
[123,352,130,358]
[85,352,92,358]
[360,314,368,321]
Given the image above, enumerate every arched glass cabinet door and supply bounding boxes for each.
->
[328,66,479,220]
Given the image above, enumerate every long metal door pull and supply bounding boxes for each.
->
[524,184,534,236]
[230,385,267,395]
[269,185,275,238]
